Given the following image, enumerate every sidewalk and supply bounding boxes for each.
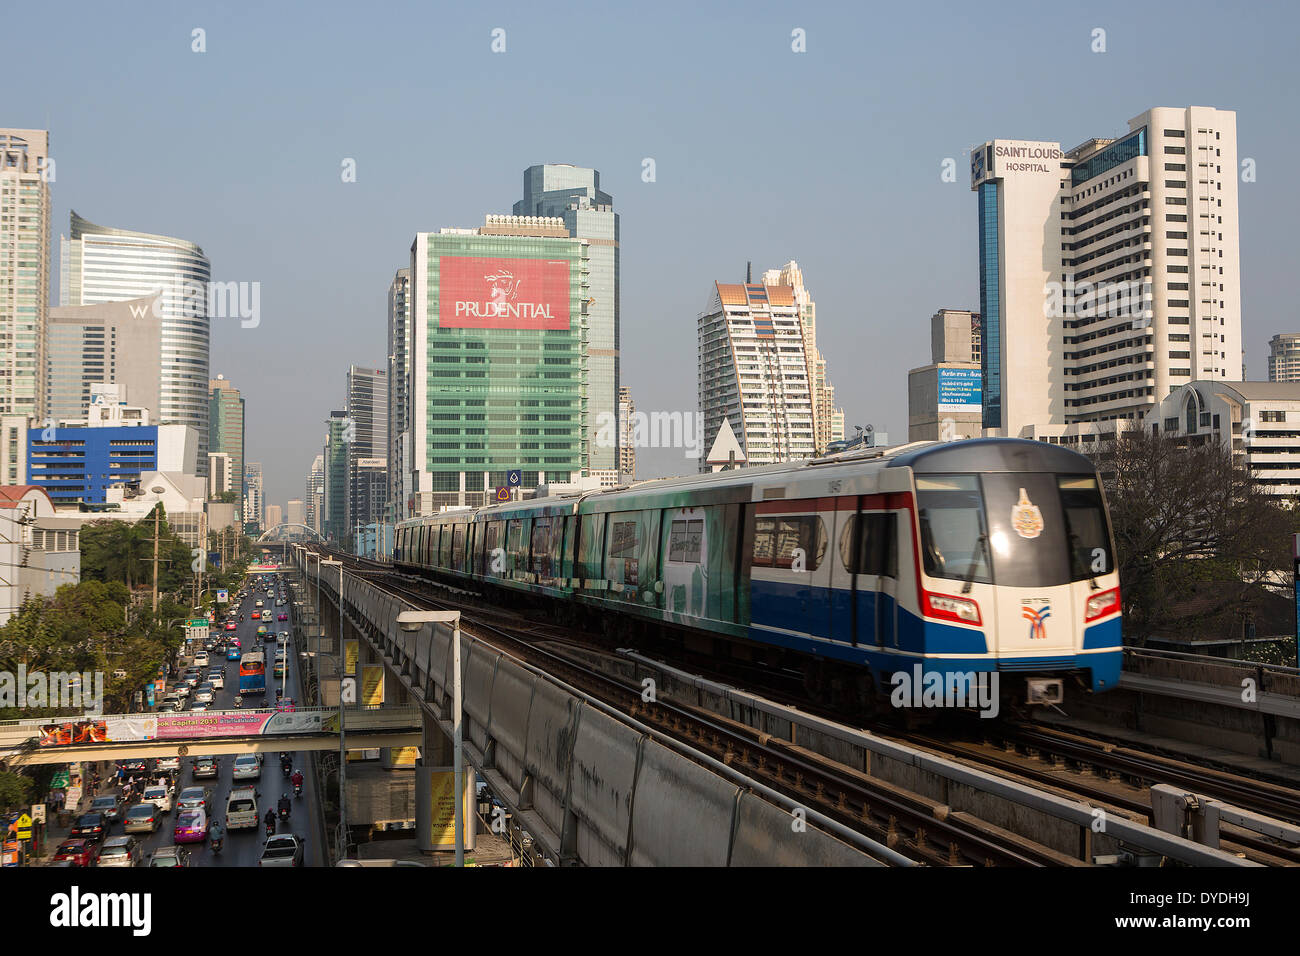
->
[30,760,118,864]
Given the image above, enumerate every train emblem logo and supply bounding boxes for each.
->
[1022,599,1051,640]
[1011,487,1044,539]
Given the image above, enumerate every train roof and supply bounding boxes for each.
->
[397,438,1097,525]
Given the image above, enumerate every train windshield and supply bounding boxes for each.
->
[917,473,1112,589]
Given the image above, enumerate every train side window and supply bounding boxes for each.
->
[838,513,896,576]
[668,519,703,564]
[506,521,523,566]
[753,515,825,570]
[531,519,551,573]
[610,520,638,558]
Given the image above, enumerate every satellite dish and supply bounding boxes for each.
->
[150,486,167,495]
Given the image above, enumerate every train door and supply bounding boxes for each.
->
[826,498,854,644]
[663,506,707,617]
[846,502,898,648]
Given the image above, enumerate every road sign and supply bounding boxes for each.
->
[14,814,31,840]
[216,589,229,603]
[507,469,522,487]
[31,805,45,824]
[49,770,69,789]
[495,486,510,502]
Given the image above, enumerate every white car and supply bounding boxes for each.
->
[142,785,172,813]
[193,688,213,704]
[232,754,261,780]
[155,755,180,774]
[207,671,225,689]
[173,683,190,700]
[193,652,209,668]
[256,600,264,608]
[190,701,209,712]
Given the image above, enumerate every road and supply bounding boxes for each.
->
[77,572,327,868]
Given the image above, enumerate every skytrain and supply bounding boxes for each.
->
[394,438,1122,710]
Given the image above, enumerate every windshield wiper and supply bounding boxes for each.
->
[961,533,989,595]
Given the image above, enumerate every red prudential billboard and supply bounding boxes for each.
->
[438,256,571,331]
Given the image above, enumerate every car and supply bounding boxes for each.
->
[192,756,219,780]
[141,786,172,813]
[97,835,142,867]
[176,787,211,814]
[161,692,181,708]
[207,671,225,689]
[279,631,289,641]
[156,702,178,713]
[255,600,264,608]
[70,812,106,843]
[278,613,288,621]
[273,661,285,678]
[53,838,100,866]
[173,683,190,700]
[149,846,190,867]
[174,808,208,844]
[190,701,209,712]
[251,610,261,620]
[90,794,122,825]
[258,834,304,867]
[123,803,162,834]
[116,758,148,775]
[225,621,237,631]
[155,755,180,774]
[275,697,296,713]
[193,652,209,667]
[232,754,262,780]
[193,687,213,704]
[227,647,240,661]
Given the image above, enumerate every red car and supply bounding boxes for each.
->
[53,838,100,867]
[251,611,261,620]
[277,613,288,621]
[225,621,237,631]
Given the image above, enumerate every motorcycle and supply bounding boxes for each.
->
[293,780,303,798]
[278,804,291,823]
[265,819,275,837]
[211,833,224,854]
[281,764,292,778]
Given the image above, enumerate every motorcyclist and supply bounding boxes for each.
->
[264,808,276,833]
[278,793,291,818]
[209,819,224,846]
[291,769,304,792]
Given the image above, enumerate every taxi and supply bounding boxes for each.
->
[174,808,208,844]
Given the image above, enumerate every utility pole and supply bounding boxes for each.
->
[151,504,161,614]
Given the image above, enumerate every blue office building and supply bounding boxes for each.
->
[28,426,160,506]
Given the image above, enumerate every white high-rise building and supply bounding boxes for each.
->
[698,279,815,469]
[60,211,213,475]
[760,261,840,454]
[243,461,263,532]
[971,106,1242,438]
[0,130,50,422]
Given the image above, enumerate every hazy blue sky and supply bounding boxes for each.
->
[5,0,1299,506]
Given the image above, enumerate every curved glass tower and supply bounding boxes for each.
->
[60,211,212,474]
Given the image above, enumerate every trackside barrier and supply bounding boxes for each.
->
[313,562,903,866]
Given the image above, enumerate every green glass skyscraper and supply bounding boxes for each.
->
[408,217,589,512]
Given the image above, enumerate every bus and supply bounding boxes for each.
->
[238,651,266,696]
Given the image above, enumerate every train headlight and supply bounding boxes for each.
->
[1084,587,1120,622]
[924,592,982,626]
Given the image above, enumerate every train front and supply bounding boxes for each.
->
[896,439,1122,706]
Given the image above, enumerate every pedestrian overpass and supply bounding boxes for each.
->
[0,705,421,767]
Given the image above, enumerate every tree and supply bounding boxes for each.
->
[0,772,33,814]
[1091,430,1292,643]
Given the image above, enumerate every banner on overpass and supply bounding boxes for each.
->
[37,716,157,747]
[156,709,336,739]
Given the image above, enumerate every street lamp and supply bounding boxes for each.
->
[397,609,464,867]
[320,557,345,857]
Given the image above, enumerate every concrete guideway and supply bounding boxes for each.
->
[298,547,901,867]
